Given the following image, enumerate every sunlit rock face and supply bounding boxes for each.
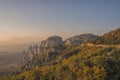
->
[28,46,34,61]
[26,36,66,61]
[39,36,66,60]
[33,45,38,55]
[40,36,66,54]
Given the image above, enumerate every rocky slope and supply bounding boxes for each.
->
[22,36,66,70]
[1,45,120,80]
[22,34,100,71]
[21,30,120,71]
[39,36,66,55]
[15,29,119,71]
[65,34,99,45]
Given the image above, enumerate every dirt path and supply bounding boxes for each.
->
[81,43,120,49]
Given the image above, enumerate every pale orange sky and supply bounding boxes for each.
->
[0,0,120,42]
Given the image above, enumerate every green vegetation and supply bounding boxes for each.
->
[1,28,120,80]
[1,45,120,80]
[90,28,120,45]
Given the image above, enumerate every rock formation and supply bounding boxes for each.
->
[25,35,66,61]
[65,34,99,45]
[22,34,98,70]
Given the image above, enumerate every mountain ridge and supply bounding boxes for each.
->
[0,28,120,80]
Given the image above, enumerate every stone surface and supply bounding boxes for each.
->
[24,35,66,61]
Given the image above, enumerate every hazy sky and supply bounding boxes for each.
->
[0,0,120,41]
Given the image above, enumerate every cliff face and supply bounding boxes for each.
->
[25,36,66,60]
[22,34,99,70]
[24,34,99,62]
[40,36,66,54]
[22,36,66,70]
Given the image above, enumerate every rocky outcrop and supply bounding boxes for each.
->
[24,34,99,62]
[65,34,99,45]
[22,34,99,70]
[39,36,66,60]
[40,36,66,54]
[22,36,66,70]
[24,35,66,62]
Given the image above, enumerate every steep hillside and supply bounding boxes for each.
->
[21,36,66,71]
[1,45,120,80]
[90,28,120,45]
